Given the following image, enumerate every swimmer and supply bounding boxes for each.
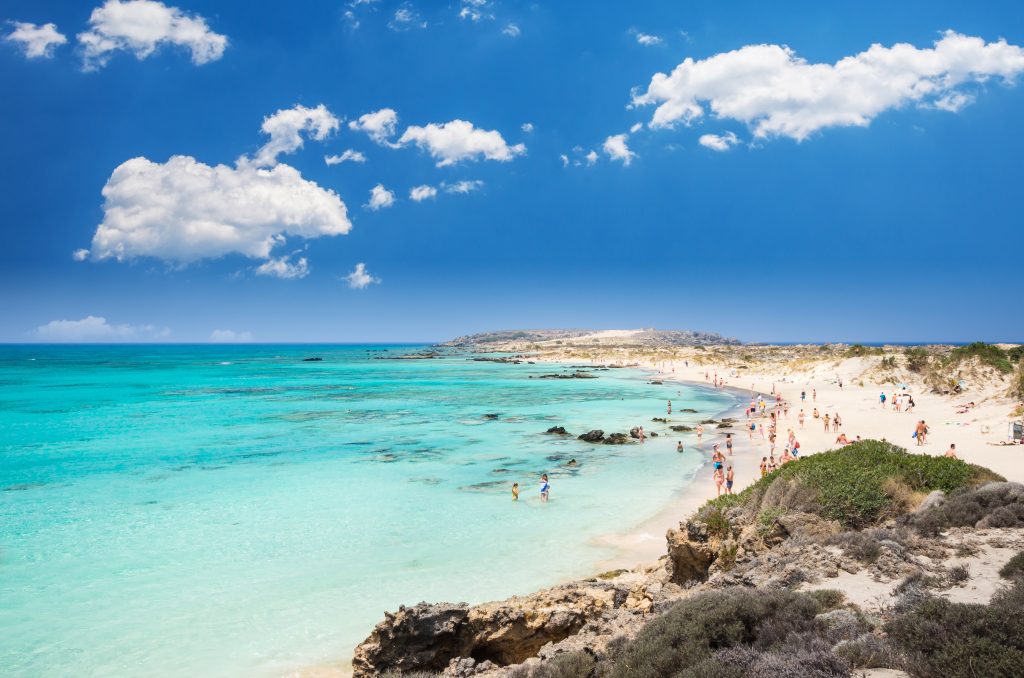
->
[512,482,519,501]
[676,441,684,453]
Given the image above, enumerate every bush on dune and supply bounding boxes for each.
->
[999,551,1024,580]
[703,440,992,529]
[885,579,1024,678]
[910,481,1024,536]
[609,588,848,678]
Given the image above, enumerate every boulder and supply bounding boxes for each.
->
[604,433,631,445]
[670,425,693,432]
[914,490,945,513]
[352,602,470,676]
[665,525,717,584]
[578,430,604,443]
[545,426,569,435]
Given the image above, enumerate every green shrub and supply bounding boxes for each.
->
[610,588,831,678]
[700,440,989,529]
[904,347,930,373]
[846,344,884,357]
[881,356,897,369]
[1000,551,1024,580]
[885,579,1024,677]
[910,481,1020,536]
[949,342,1014,373]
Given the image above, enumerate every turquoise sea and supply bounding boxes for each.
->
[0,345,740,677]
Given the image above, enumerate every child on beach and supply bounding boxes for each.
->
[760,457,768,478]
[512,483,519,501]
[726,466,734,494]
[798,410,805,428]
[539,474,550,502]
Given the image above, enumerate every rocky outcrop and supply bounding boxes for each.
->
[545,426,569,435]
[670,425,693,432]
[578,430,604,443]
[352,581,640,676]
[603,433,631,445]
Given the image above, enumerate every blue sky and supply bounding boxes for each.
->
[2,0,1022,343]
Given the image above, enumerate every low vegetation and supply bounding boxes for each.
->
[703,440,993,529]
[908,481,1023,536]
[999,551,1024,580]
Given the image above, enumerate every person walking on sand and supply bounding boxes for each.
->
[713,467,725,496]
[945,443,957,458]
[823,413,831,432]
[759,423,766,439]
[725,433,733,456]
[801,390,806,403]
[813,388,817,402]
[512,482,520,501]
[748,421,755,440]
[880,392,886,407]
[726,466,734,494]
[798,409,805,429]
[833,413,841,432]
[539,474,550,502]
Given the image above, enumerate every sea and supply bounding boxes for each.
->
[0,345,740,677]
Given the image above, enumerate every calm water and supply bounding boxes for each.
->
[0,345,739,677]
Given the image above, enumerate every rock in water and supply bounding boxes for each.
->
[578,430,604,443]
[545,426,568,435]
[603,433,630,445]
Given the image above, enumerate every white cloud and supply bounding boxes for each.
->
[603,134,636,165]
[210,329,253,342]
[72,248,91,261]
[443,179,483,194]
[931,91,975,112]
[459,0,492,22]
[348,108,399,144]
[365,183,395,210]
[345,262,380,289]
[559,154,569,167]
[585,150,598,165]
[502,23,520,38]
[389,3,426,31]
[635,32,662,46]
[398,120,526,166]
[629,122,643,133]
[698,131,740,151]
[409,184,438,201]
[36,316,170,342]
[251,104,340,168]
[4,21,67,58]
[255,253,309,279]
[325,149,367,165]
[77,0,227,71]
[632,31,1024,141]
[81,155,351,266]
[521,122,534,133]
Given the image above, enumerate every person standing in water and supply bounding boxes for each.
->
[512,483,519,501]
[676,441,684,453]
[667,400,672,415]
[539,474,550,502]
[696,423,704,442]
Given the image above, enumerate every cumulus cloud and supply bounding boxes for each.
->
[603,134,636,165]
[699,131,740,151]
[409,184,437,201]
[210,329,253,342]
[80,155,351,266]
[629,122,643,133]
[349,108,399,144]
[4,21,67,58]
[521,122,534,133]
[635,32,662,46]
[255,253,309,279]
[77,0,227,71]
[443,179,483,194]
[559,154,569,167]
[585,150,598,165]
[502,23,520,38]
[36,316,169,342]
[632,31,1024,141]
[325,149,367,165]
[345,262,380,289]
[389,3,426,31]
[365,183,395,210]
[398,120,525,166]
[459,0,493,22]
[250,104,340,168]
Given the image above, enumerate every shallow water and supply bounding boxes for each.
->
[0,345,739,677]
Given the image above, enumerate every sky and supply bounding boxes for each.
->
[1,0,1023,344]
